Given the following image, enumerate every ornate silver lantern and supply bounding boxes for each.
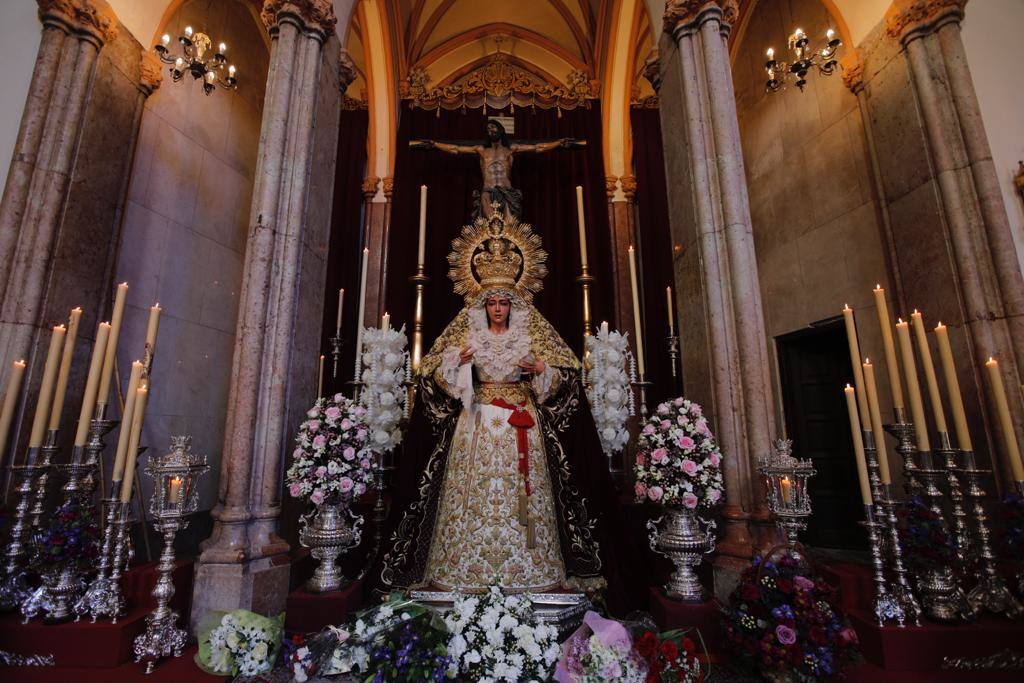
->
[759,439,816,555]
[134,436,208,674]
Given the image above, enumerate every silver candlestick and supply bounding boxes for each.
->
[330,333,344,382]
[877,483,922,625]
[74,498,128,622]
[632,378,653,418]
[959,450,1023,619]
[0,449,45,610]
[883,421,922,495]
[758,439,815,563]
[666,333,680,391]
[134,436,208,674]
[936,432,972,563]
[30,430,60,531]
[861,503,905,627]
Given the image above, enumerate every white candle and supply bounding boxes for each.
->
[317,355,325,399]
[49,307,82,431]
[986,357,1024,482]
[934,323,971,451]
[575,186,588,269]
[382,312,390,330]
[169,476,183,504]
[97,282,128,407]
[418,185,428,267]
[863,359,893,485]
[912,310,947,434]
[342,286,350,331]
[842,305,871,430]
[144,303,161,358]
[896,319,930,451]
[873,285,904,411]
[74,322,110,446]
[29,325,66,448]
[600,320,609,336]
[666,286,675,333]
[627,246,645,376]
[120,386,148,503]
[0,360,26,458]
[355,248,369,379]
[111,360,144,484]
[844,385,873,505]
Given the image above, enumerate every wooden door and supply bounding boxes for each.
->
[777,324,865,549]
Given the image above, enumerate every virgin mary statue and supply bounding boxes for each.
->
[381,212,604,593]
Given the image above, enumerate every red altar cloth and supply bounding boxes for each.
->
[284,578,364,634]
[5,644,226,682]
[648,587,724,654]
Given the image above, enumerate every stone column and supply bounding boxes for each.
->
[0,0,117,380]
[659,0,776,577]
[886,0,1024,488]
[192,0,337,628]
[361,175,393,326]
[605,175,639,336]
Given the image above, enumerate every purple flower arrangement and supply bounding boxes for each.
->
[366,613,452,683]
[634,397,724,510]
[724,552,860,681]
[34,497,100,570]
[897,495,958,572]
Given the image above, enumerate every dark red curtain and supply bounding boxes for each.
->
[383,105,615,355]
[631,107,678,403]
[320,109,369,396]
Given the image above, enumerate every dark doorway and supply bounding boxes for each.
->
[777,324,866,550]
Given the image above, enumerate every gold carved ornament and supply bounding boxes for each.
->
[448,211,547,306]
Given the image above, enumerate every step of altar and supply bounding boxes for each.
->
[409,588,590,638]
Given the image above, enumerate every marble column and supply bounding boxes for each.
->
[192,0,337,628]
[0,0,117,382]
[885,0,1024,488]
[605,175,639,336]
[659,0,776,576]
[362,175,394,326]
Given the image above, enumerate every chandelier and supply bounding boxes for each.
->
[764,27,841,92]
[154,26,237,95]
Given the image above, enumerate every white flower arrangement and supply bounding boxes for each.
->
[634,397,725,510]
[196,610,283,677]
[584,327,636,457]
[443,585,561,682]
[285,394,374,504]
[359,324,411,454]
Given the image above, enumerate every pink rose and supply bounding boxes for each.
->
[647,486,664,502]
[634,482,647,498]
[310,489,325,505]
[636,453,646,467]
[682,492,698,509]
[709,452,721,467]
[677,416,686,425]
[708,488,722,504]
[343,446,356,460]
[315,466,327,478]
[354,406,367,417]
[678,436,695,451]
[307,408,319,418]
[312,434,327,449]
[651,448,668,465]
[690,403,703,417]
[293,447,303,459]
[325,406,342,421]
[697,419,711,437]
[673,397,684,407]
[288,483,301,497]
[307,420,320,433]
[360,458,371,469]
[333,393,344,402]
[340,418,352,430]
[339,477,354,493]
[659,420,671,431]
[657,403,671,415]
[642,424,656,436]
[681,459,698,476]
[356,429,368,442]
[775,624,796,646]
[794,575,815,592]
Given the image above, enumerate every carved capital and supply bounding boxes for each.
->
[620,175,638,200]
[38,0,118,45]
[139,50,162,95]
[840,53,865,94]
[338,48,357,93]
[885,0,966,43]
[604,176,619,199]
[642,51,661,93]
[663,0,739,37]
[261,0,336,40]
[381,177,395,199]
[362,176,380,199]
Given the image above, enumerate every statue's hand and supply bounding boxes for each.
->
[459,346,475,366]
[410,140,434,149]
[518,358,546,374]
[560,138,571,148]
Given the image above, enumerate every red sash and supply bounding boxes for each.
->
[491,398,534,495]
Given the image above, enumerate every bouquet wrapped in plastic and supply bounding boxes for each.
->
[195,609,284,677]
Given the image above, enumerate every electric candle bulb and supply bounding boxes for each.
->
[767,47,774,60]
[161,34,170,46]
[795,28,804,38]
[174,57,185,70]
[826,28,835,41]
[205,71,216,85]
[184,26,193,37]
[218,42,227,54]
[228,65,236,77]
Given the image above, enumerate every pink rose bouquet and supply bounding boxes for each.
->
[634,397,725,510]
[286,394,374,505]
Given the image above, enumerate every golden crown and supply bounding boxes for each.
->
[448,208,547,303]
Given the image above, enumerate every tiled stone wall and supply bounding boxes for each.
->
[115,0,269,509]
[731,0,897,429]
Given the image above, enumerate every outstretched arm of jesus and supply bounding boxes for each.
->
[409,140,480,154]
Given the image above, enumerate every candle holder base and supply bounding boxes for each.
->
[965,575,1023,620]
[134,608,188,675]
[917,566,973,623]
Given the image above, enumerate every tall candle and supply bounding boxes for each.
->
[666,286,675,333]
[355,248,369,378]
[627,246,645,376]
[74,322,110,446]
[872,285,904,411]
[144,302,161,360]
[29,325,66,448]
[335,289,344,334]
[575,186,588,269]
[895,319,930,451]
[120,385,148,502]
[600,320,609,336]
[845,384,873,505]
[0,360,27,458]
[985,357,1024,482]
[842,305,870,429]
[862,359,893,484]
[48,307,82,430]
[911,310,947,434]
[382,312,390,330]
[417,185,427,266]
[97,282,128,407]
[317,355,325,398]
[111,360,144,484]
[934,323,972,451]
